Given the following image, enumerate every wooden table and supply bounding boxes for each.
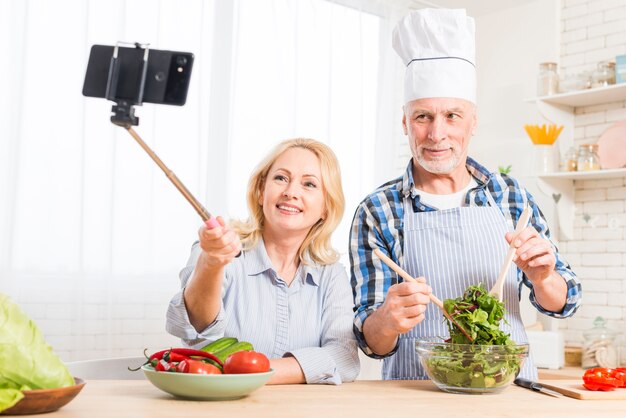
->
[538,366,584,380]
[23,379,624,418]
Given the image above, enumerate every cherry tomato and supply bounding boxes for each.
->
[184,359,222,374]
[223,351,270,374]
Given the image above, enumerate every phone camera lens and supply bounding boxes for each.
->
[176,56,188,66]
[155,71,166,82]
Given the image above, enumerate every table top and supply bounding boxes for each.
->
[19,378,625,418]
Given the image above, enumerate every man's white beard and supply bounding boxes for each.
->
[415,146,462,174]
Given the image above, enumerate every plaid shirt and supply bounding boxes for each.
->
[349,157,582,357]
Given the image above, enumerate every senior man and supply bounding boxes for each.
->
[349,8,581,380]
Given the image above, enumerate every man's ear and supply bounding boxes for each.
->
[471,106,478,136]
[402,110,408,135]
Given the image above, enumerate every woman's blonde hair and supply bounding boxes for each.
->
[230,138,344,265]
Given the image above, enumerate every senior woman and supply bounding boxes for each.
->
[166,138,359,385]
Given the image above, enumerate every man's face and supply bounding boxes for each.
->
[402,97,477,175]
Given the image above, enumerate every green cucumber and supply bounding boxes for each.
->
[214,341,254,362]
[200,337,238,354]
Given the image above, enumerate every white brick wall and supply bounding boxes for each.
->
[568,14,626,344]
[535,0,626,347]
[560,174,626,346]
[561,1,626,81]
[11,274,181,361]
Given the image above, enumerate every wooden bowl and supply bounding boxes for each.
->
[0,378,85,415]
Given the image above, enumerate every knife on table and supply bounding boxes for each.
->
[514,378,562,398]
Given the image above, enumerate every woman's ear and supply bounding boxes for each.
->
[257,187,264,206]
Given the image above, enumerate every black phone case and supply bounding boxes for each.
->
[82,45,194,106]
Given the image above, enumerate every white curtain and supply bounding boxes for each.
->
[0,0,406,360]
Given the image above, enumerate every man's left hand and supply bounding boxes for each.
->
[505,226,556,284]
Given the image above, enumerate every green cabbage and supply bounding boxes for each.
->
[0,293,74,412]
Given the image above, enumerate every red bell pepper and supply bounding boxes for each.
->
[582,367,622,391]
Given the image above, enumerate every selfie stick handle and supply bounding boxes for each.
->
[125,126,220,229]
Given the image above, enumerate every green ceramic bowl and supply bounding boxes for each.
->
[142,365,274,400]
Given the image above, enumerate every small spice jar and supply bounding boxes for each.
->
[591,61,616,88]
[537,62,559,96]
[561,146,578,172]
[577,144,601,171]
[582,317,619,369]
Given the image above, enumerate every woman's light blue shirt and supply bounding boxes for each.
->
[166,239,360,384]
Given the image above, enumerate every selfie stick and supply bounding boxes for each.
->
[106,42,220,229]
[124,127,219,228]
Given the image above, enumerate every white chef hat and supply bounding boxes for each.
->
[393,8,476,104]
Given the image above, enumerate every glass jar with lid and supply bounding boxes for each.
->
[537,62,559,96]
[591,61,616,88]
[561,146,578,172]
[582,317,619,369]
[577,144,601,171]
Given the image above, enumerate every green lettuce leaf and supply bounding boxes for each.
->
[0,388,24,412]
[0,293,74,412]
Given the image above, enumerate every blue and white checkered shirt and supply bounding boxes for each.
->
[349,157,582,358]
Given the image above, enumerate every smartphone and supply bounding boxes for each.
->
[82,44,194,106]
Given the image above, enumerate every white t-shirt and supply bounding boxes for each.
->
[414,177,479,210]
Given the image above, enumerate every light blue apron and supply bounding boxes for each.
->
[382,190,537,381]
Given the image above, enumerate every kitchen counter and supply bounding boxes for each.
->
[26,379,624,418]
[538,366,583,380]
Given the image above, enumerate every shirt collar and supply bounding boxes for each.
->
[400,156,491,198]
[245,237,319,286]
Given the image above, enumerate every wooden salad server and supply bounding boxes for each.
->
[373,248,474,343]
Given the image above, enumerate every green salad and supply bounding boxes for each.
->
[422,284,526,390]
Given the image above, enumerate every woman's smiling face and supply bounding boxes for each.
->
[260,147,326,239]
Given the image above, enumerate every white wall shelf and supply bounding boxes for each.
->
[538,167,626,180]
[536,168,626,240]
[527,83,626,108]
[527,83,626,241]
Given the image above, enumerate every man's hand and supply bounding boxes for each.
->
[377,279,432,334]
[362,278,431,355]
[506,226,555,285]
[506,226,567,312]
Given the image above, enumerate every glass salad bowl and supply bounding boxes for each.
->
[416,337,529,394]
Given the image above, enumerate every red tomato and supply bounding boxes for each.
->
[184,359,222,374]
[223,351,270,374]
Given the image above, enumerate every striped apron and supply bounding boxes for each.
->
[382,192,537,380]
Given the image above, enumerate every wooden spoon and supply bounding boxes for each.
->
[373,248,474,343]
[489,205,533,301]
